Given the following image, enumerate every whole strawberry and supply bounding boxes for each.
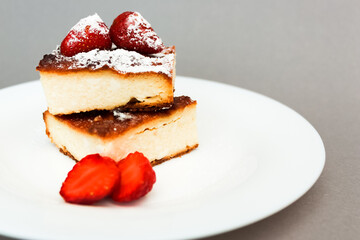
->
[110,11,164,54]
[60,13,112,57]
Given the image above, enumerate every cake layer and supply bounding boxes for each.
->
[43,96,198,165]
[37,46,176,115]
[40,70,174,115]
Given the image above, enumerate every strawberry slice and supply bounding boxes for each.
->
[60,154,119,204]
[112,152,156,202]
[110,11,164,54]
[60,13,112,57]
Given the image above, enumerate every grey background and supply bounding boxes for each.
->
[0,0,359,239]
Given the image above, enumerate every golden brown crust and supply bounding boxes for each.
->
[151,144,199,166]
[59,147,77,161]
[38,68,173,83]
[44,96,196,139]
[116,101,173,112]
[56,143,199,166]
[36,46,176,79]
[44,113,50,137]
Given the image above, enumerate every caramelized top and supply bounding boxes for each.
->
[37,46,175,77]
[50,96,195,138]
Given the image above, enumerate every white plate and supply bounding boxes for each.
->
[0,76,325,240]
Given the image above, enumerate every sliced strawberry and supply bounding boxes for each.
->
[112,152,156,202]
[60,154,119,204]
[110,11,164,54]
[60,13,112,57]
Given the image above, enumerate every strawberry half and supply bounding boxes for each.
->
[110,11,164,54]
[60,154,119,204]
[112,152,156,202]
[60,13,112,57]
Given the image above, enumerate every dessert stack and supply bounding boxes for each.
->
[37,12,198,165]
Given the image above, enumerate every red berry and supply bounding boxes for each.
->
[110,11,164,54]
[60,154,119,204]
[112,152,156,202]
[60,13,112,57]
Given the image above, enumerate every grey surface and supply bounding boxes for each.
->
[0,0,359,239]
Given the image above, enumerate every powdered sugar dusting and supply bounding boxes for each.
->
[67,13,109,45]
[126,12,163,51]
[49,46,174,77]
[113,110,133,121]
